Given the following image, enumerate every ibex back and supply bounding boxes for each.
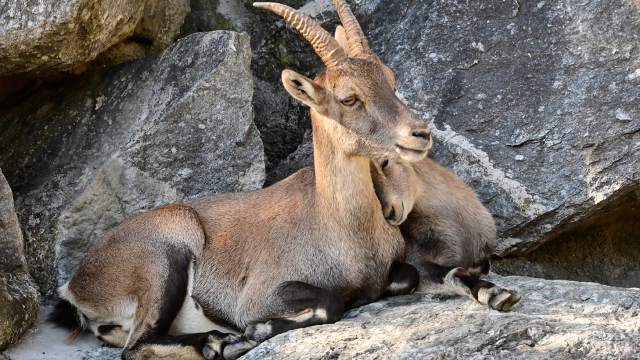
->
[50,1,432,359]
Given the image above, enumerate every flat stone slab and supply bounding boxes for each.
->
[245,274,640,360]
[4,275,638,359]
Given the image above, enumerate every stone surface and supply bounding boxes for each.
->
[178,0,333,184]
[2,306,107,360]
[0,31,264,296]
[4,275,639,359]
[244,274,640,360]
[0,170,26,273]
[0,169,40,351]
[0,0,190,76]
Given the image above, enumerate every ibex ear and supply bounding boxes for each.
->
[335,26,350,56]
[282,69,330,114]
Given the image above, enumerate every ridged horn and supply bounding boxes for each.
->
[331,0,369,55]
[254,2,347,68]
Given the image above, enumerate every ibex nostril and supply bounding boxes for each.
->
[412,130,430,140]
[386,206,396,220]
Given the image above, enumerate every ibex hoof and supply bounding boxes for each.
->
[204,334,257,360]
[479,287,522,312]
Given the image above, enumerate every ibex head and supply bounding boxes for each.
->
[371,158,419,225]
[254,1,432,162]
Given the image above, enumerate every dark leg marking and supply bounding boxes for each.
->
[467,257,491,279]
[417,260,522,312]
[204,281,344,360]
[48,298,82,330]
[246,281,344,342]
[383,262,420,297]
[48,298,84,341]
[344,287,379,311]
[97,325,128,347]
[128,330,227,360]
[121,244,193,360]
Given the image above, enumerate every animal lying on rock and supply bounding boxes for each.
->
[371,157,522,311]
[48,1,432,359]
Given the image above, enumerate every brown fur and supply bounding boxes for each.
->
[57,1,433,358]
[372,158,495,269]
[371,158,522,310]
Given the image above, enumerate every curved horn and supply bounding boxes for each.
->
[331,0,370,55]
[254,2,347,68]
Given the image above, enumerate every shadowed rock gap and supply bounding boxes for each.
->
[493,196,640,288]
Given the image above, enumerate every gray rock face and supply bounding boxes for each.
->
[0,169,39,351]
[244,274,640,360]
[177,0,330,184]
[0,170,26,273]
[0,31,264,295]
[493,200,640,288]
[357,0,640,256]
[0,0,190,76]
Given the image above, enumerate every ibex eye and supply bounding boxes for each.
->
[381,159,389,170]
[341,97,357,106]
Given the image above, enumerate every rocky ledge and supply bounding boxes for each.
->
[3,274,638,359]
[245,274,640,360]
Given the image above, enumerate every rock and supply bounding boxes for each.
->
[492,200,640,287]
[0,0,190,77]
[0,169,40,351]
[177,0,332,185]
[0,31,264,296]
[2,305,108,359]
[356,0,640,258]
[179,0,230,36]
[244,274,640,359]
[267,129,314,184]
[0,170,26,273]
[0,272,40,352]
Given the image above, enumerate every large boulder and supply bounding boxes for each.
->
[0,31,264,296]
[177,0,331,185]
[353,0,640,285]
[0,169,39,351]
[0,0,190,77]
[359,0,640,255]
[244,274,640,359]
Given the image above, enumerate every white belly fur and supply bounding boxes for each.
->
[168,260,240,336]
[168,295,239,335]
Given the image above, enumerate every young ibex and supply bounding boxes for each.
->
[50,1,431,359]
[370,158,522,311]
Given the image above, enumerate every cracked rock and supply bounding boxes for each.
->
[0,31,264,296]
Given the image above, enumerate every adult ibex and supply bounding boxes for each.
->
[371,158,522,311]
[49,1,431,359]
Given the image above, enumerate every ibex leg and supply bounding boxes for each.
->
[203,281,344,360]
[416,260,521,312]
[383,262,420,297]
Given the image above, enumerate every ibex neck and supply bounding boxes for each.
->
[310,111,381,227]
